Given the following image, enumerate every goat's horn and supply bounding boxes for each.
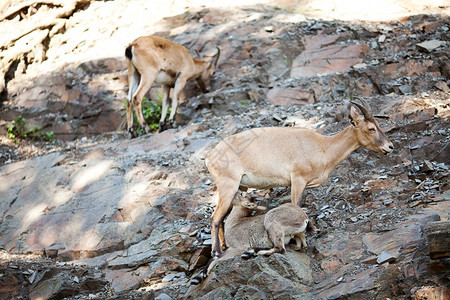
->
[350,99,372,119]
[356,97,372,114]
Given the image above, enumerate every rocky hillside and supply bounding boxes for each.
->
[0,0,449,299]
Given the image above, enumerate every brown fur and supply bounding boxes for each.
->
[125,36,219,135]
[206,102,393,256]
[191,193,311,285]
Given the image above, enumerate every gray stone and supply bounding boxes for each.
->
[435,81,449,92]
[376,251,397,264]
[416,40,445,52]
[155,294,172,300]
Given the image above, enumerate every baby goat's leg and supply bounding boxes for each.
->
[292,233,307,250]
[242,227,285,259]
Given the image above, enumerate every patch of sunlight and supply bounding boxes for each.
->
[35,226,59,249]
[119,181,149,209]
[75,228,101,251]
[285,115,326,129]
[72,160,113,192]
[51,189,74,206]
[22,203,48,229]
[58,214,99,251]
[285,0,448,21]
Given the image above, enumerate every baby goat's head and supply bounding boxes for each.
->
[234,192,267,213]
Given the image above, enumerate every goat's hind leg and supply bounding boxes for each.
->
[158,84,170,132]
[191,256,219,285]
[242,229,285,259]
[126,61,140,137]
[132,70,157,134]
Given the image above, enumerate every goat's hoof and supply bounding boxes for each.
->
[241,249,256,260]
[128,127,137,139]
[144,125,151,134]
[159,122,168,133]
[190,274,204,285]
[212,250,222,258]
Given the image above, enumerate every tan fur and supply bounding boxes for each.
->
[125,36,219,135]
[191,193,310,284]
[206,102,393,256]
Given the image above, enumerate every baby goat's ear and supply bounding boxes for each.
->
[254,205,267,212]
[241,201,255,209]
[241,201,267,212]
[242,201,267,212]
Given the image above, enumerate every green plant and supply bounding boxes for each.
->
[7,116,55,142]
[123,95,170,133]
[142,97,164,132]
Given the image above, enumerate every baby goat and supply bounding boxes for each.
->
[191,193,312,285]
[125,36,219,136]
[206,99,394,256]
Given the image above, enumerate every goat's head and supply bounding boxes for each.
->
[348,99,393,155]
[196,47,220,93]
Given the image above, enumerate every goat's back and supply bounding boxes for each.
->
[129,36,193,70]
[225,214,269,250]
[264,203,309,234]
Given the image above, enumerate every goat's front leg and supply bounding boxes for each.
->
[290,174,306,206]
[158,85,170,132]
[210,186,238,257]
[168,76,187,128]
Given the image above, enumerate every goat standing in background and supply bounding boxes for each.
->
[191,192,313,285]
[125,36,220,136]
[206,99,394,256]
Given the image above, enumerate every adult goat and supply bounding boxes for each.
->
[206,99,393,256]
[125,36,219,136]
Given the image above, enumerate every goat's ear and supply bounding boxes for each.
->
[241,201,254,209]
[254,205,267,212]
[348,105,362,127]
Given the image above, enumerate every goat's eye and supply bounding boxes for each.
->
[368,128,376,132]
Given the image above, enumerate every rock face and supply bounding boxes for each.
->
[0,1,449,299]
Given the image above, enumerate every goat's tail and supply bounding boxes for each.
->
[125,45,133,60]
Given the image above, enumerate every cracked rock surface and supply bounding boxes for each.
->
[0,0,449,299]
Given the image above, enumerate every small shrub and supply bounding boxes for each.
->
[124,95,170,133]
[142,97,164,132]
[7,116,55,142]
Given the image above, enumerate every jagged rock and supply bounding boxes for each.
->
[413,286,449,300]
[426,221,450,259]
[267,87,315,106]
[416,40,446,52]
[291,34,369,78]
[434,81,449,92]
[376,251,397,264]
[0,1,449,299]
[185,251,312,299]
